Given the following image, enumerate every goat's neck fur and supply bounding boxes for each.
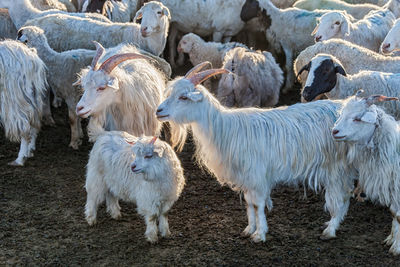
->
[8,0,42,28]
[347,109,400,207]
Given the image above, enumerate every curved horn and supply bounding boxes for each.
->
[149,136,157,145]
[365,94,398,106]
[91,41,105,70]
[184,61,212,79]
[296,62,311,80]
[188,68,229,86]
[99,53,150,74]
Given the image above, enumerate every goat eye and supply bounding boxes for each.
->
[353,117,361,122]
[334,21,340,25]
[97,87,106,91]
[179,96,188,100]
[144,155,153,159]
[157,11,162,15]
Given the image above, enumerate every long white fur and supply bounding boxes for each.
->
[25,1,170,56]
[217,47,283,107]
[333,95,400,255]
[156,77,354,243]
[295,39,400,86]
[294,0,380,19]
[85,131,185,243]
[0,0,110,29]
[302,54,400,119]
[76,43,165,142]
[0,40,47,166]
[312,10,395,52]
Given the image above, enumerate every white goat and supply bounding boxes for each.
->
[295,39,400,87]
[312,10,395,52]
[17,26,97,149]
[156,64,353,242]
[217,47,283,107]
[0,40,47,166]
[0,9,17,40]
[0,0,110,29]
[75,42,165,141]
[299,54,400,119]
[85,133,185,243]
[26,1,170,56]
[332,92,400,255]
[381,18,400,54]
[294,0,380,19]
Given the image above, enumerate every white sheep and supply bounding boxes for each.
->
[0,9,17,40]
[332,91,400,255]
[217,47,283,107]
[177,33,248,69]
[156,64,354,242]
[25,1,170,56]
[380,18,400,54]
[0,0,110,29]
[17,26,97,150]
[83,0,139,22]
[0,40,47,166]
[271,0,298,8]
[240,0,342,93]
[75,42,165,142]
[343,0,387,5]
[85,132,185,243]
[295,39,400,87]
[294,0,380,20]
[299,54,400,119]
[312,10,395,52]
[31,0,76,12]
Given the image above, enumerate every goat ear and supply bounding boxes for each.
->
[340,19,350,36]
[134,10,143,21]
[72,79,81,86]
[186,91,203,102]
[107,77,119,89]
[153,147,164,157]
[360,110,377,124]
[162,7,171,19]
[335,65,346,76]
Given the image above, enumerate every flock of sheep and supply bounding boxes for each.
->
[1,0,400,256]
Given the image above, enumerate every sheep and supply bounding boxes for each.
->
[311,10,395,52]
[25,1,170,56]
[75,42,165,142]
[343,0,387,5]
[294,39,400,87]
[240,0,343,93]
[332,91,400,255]
[217,47,283,107]
[155,63,354,242]
[177,33,248,69]
[271,0,298,8]
[381,18,400,54]
[294,0,380,20]
[0,9,17,40]
[31,0,77,12]
[299,54,400,119]
[0,40,47,166]
[0,0,110,29]
[85,132,185,243]
[83,0,139,22]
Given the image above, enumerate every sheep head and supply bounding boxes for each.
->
[134,1,170,38]
[156,62,228,124]
[312,11,350,42]
[301,54,346,102]
[332,90,398,145]
[380,19,400,55]
[75,42,150,118]
[177,33,200,53]
[16,26,47,47]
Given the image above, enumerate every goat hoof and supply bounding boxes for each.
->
[146,232,158,243]
[69,140,82,150]
[8,160,24,167]
[86,216,97,226]
[43,116,56,127]
[242,225,256,237]
[250,231,266,243]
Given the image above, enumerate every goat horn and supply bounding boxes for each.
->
[365,94,398,106]
[188,68,229,86]
[184,61,212,79]
[91,41,105,70]
[99,53,150,74]
[149,136,157,144]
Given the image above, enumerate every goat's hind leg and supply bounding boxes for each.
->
[242,191,257,237]
[106,191,121,220]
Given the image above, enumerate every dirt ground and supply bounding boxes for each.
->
[0,90,399,266]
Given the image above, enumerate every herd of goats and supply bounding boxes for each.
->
[2,0,400,256]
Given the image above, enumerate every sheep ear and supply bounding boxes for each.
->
[311,24,318,36]
[153,147,164,157]
[296,62,311,79]
[360,110,377,124]
[341,19,350,36]
[186,91,203,102]
[335,65,346,76]
[162,7,170,19]
[107,77,119,89]
[134,10,143,21]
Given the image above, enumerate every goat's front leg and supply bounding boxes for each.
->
[250,191,268,243]
[388,207,400,255]
[8,137,29,166]
[144,214,159,243]
[242,191,257,237]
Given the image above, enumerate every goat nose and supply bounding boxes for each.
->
[383,43,390,49]
[76,105,84,112]
[332,129,339,135]
[315,36,322,42]
[141,26,148,32]
[156,108,163,113]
